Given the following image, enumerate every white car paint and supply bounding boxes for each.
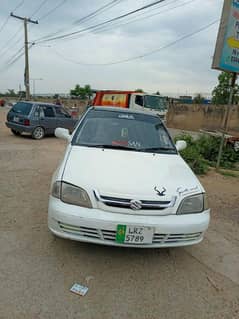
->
[48,107,210,248]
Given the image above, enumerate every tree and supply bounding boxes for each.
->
[135,88,144,93]
[70,84,93,99]
[6,89,17,97]
[193,93,205,104]
[212,71,239,104]
[155,91,160,95]
[18,90,26,98]
[84,84,93,99]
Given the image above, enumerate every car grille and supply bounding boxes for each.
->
[58,222,202,244]
[94,190,177,211]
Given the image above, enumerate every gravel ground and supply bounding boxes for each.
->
[0,107,239,319]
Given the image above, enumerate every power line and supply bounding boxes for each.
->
[50,19,219,66]
[94,0,196,35]
[73,0,122,25]
[35,0,168,43]
[13,0,25,12]
[38,0,68,21]
[0,43,34,73]
[0,16,10,34]
[60,0,186,42]
[43,0,190,43]
[30,0,49,18]
[5,45,24,65]
[0,0,25,35]
[65,0,178,40]
[0,27,23,56]
[35,0,123,42]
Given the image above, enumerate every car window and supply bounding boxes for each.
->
[11,102,33,115]
[55,107,70,118]
[72,110,176,154]
[135,95,143,106]
[33,105,40,118]
[41,106,55,118]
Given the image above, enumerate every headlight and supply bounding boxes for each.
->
[177,193,206,214]
[51,181,92,208]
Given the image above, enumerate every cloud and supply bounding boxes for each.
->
[0,0,224,96]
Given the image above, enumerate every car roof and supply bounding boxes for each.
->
[91,106,159,117]
[19,101,61,107]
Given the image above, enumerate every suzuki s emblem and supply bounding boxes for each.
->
[130,199,142,210]
[154,186,166,196]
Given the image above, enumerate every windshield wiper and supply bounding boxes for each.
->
[80,144,138,151]
[140,147,175,152]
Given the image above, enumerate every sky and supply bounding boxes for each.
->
[0,0,224,97]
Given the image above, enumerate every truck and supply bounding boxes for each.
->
[92,90,168,121]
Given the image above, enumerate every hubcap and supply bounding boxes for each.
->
[34,127,44,138]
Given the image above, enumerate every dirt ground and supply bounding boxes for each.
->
[0,107,239,319]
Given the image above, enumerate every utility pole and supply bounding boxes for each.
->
[30,78,43,98]
[216,72,237,169]
[10,13,38,100]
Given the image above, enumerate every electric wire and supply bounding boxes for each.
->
[30,0,49,18]
[50,19,219,66]
[94,0,196,35]
[35,0,124,42]
[38,0,68,21]
[0,0,25,35]
[35,0,168,43]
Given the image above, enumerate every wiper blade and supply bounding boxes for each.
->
[80,144,137,151]
[141,147,175,152]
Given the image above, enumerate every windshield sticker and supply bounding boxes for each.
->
[118,114,135,120]
[121,128,128,138]
[112,140,128,146]
[128,140,141,148]
[176,186,199,196]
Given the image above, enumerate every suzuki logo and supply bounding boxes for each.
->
[154,186,166,196]
[130,199,142,210]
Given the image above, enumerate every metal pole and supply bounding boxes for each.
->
[216,72,237,169]
[24,18,30,100]
[33,79,35,97]
[10,13,38,101]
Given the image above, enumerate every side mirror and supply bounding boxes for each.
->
[55,128,71,142]
[176,140,187,151]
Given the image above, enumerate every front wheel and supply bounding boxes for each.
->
[32,126,45,140]
[11,129,21,136]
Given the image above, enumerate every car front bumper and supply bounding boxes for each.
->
[5,122,34,133]
[48,196,210,248]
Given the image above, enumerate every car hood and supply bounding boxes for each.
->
[62,146,204,200]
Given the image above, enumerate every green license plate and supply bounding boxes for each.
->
[116,225,154,244]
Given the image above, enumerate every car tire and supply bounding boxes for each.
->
[32,126,45,140]
[11,129,21,136]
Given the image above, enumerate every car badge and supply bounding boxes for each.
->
[154,186,166,196]
[130,199,142,210]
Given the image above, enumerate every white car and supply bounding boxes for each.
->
[48,107,210,248]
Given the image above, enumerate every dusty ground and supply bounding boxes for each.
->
[0,107,239,319]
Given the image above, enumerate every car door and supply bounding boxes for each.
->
[54,106,77,132]
[39,105,57,134]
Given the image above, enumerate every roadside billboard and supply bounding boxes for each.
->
[212,0,239,73]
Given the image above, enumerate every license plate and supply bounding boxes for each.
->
[13,116,19,122]
[116,225,154,244]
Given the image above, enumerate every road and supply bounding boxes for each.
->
[0,107,239,319]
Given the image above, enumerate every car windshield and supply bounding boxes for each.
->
[12,102,33,115]
[72,109,176,154]
[144,95,167,111]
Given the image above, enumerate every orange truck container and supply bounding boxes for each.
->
[92,90,168,121]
